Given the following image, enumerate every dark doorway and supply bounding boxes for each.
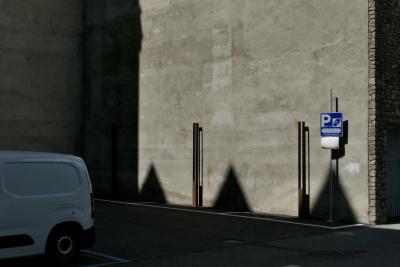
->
[387,125,400,218]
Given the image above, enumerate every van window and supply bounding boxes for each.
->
[3,162,81,196]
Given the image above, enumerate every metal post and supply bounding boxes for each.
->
[306,126,310,217]
[111,123,119,197]
[301,121,306,209]
[298,121,306,217]
[328,90,333,222]
[307,127,310,198]
[298,122,301,191]
[193,123,199,206]
[335,97,339,218]
[199,127,203,206]
[298,122,302,216]
[335,97,338,113]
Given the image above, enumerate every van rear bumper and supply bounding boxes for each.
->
[81,227,95,248]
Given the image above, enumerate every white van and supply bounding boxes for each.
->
[0,151,95,261]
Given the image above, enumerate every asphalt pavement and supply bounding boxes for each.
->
[91,199,400,267]
[2,199,400,266]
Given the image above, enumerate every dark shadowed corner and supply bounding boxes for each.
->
[140,164,167,203]
[213,167,251,212]
[83,0,143,200]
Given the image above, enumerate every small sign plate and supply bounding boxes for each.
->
[320,112,343,137]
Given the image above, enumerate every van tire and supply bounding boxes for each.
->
[46,227,80,262]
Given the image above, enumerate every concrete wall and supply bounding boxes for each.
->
[84,0,369,222]
[0,0,372,222]
[0,1,84,153]
[137,0,369,222]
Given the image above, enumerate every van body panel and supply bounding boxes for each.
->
[0,151,94,260]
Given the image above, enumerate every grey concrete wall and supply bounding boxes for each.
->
[137,0,369,222]
[0,1,84,153]
[0,0,370,222]
[84,0,369,222]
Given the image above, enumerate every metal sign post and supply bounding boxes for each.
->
[320,90,343,222]
[329,90,333,222]
[320,89,343,222]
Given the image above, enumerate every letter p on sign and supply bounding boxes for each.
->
[321,114,331,127]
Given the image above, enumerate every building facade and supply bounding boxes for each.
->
[1,0,399,224]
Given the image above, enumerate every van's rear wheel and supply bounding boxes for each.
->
[46,228,80,262]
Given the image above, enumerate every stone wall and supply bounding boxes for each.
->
[369,0,400,224]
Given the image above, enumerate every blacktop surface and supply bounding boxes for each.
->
[2,199,400,266]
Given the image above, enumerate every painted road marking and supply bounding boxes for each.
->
[80,249,130,267]
[95,199,364,230]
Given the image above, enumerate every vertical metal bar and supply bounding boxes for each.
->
[196,126,200,206]
[193,123,195,206]
[301,122,306,217]
[396,129,399,216]
[298,121,306,217]
[396,129,398,216]
[388,128,392,217]
[196,123,198,207]
[387,129,390,217]
[298,122,302,217]
[111,123,118,197]
[301,122,306,192]
[193,123,198,206]
[335,97,339,218]
[335,97,338,113]
[396,130,397,216]
[306,127,310,217]
[298,122,301,190]
[200,128,203,187]
[397,129,400,216]
[328,90,333,222]
[306,127,310,196]
[199,127,203,206]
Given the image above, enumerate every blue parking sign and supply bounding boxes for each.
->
[320,112,343,137]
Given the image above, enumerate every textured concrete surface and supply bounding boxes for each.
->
[135,0,369,222]
[0,1,84,153]
[0,0,370,222]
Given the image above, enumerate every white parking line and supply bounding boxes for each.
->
[81,263,120,267]
[80,249,130,267]
[95,198,365,230]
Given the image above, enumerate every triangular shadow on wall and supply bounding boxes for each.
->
[140,164,167,203]
[213,167,251,212]
[310,167,356,222]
